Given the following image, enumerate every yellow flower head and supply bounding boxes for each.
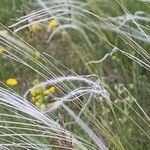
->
[30,23,42,31]
[0,47,4,54]
[0,30,8,36]
[48,86,55,94]
[6,78,18,86]
[31,89,36,97]
[35,101,41,108]
[32,96,36,102]
[40,103,47,110]
[47,19,58,32]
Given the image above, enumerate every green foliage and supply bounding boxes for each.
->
[0,0,150,149]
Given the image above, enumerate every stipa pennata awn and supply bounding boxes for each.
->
[24,75,110,111]
[0,87,93,150]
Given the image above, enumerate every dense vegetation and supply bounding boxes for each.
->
[0,0,149,149]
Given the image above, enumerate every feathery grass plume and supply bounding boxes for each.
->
[24,75,110,150]
[0,0,150,149]
[24,75,110,112]
[0,87,95,150]
[0,23,120,149]
[0,24,109,149]
[9,0,150,70]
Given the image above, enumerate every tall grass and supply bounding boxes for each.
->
[0,0,150,149]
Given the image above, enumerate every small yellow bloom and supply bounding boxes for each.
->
[40,103,47,110]
[36,95,43,103]
[49,19,58,27]
[35,101,41,108]
[30,23,42,31]
[31,89,36,97]
[0,30,8,36]
[47,19,58,32]
[6,78,18,86]
[32,96,36,102]
[0,47,4,54]
[48,86,55,94]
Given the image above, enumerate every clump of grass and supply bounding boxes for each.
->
[0,0,150,150]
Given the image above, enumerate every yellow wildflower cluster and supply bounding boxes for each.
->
[31,86,55,110]
[6,78,18,86]
[47,18,58,32]
[27,19,58,34]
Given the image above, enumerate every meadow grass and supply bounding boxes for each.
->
[0,0,150,149]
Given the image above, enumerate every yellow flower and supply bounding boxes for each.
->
[50,19,58,27]
[48,86,55,94]
[31,89,36,97]
[6,78,18,86]
[0,30,8,36]
[35,101,41,108]
[40,103,47,110]
[36,95,44,103]
[0,47,4,54]
[32,96,36,102]
[47,19,58,32]
[30,23,42,31]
